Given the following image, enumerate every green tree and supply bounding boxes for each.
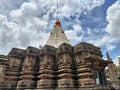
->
[116,66,120,80]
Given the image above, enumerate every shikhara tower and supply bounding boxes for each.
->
[0,19,118,90]
[46,19,70,48]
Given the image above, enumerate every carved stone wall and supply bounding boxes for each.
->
[0,42,111,89]
[37,45,55,89]
[17,46,38,89]
[57,43,74,88]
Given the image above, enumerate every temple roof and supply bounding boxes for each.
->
[8,48,26,57]
[46,19,70,48]
[0,55,8,61]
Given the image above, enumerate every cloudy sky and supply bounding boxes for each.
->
[0,0,120,65]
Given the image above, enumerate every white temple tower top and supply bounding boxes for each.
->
[46,19,70,48]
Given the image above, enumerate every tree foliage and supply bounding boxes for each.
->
[116,66,120,80]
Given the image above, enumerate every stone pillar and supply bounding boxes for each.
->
[74,53,95,88]
[5,48,25,89]
[57,43,74,89]
[17,47,38,89]
[37,45,55,90]
[6,57,21,89]
[0,64,8,89]
[17,54,37,89]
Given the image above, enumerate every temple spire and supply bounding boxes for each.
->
[46,19,70,48]
[46,0,70,47]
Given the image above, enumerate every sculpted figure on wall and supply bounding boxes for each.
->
[0,65,5,78]
[59,53,71,67]
[40,54,53,69]
[9,57,21,68]
[75,54,83,65]
[24,56,35,65]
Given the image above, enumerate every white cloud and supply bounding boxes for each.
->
[86,1,120,51]
[0,0,106,54]
[88,35,110,47]
[104,0,120,52]
[80,0,105,10]
[87,28,92,35]
[89,34,118,51]
[59,0,105,18]
[105,44,116,51]
[114,55,120,66]
[106,0,120,38]
[0,0,25,15]
[97,36,110,46]
[0,14,7,23]
[65,24,83,45]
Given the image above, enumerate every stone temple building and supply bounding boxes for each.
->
[105,52,120,89]
[0,19,117,90]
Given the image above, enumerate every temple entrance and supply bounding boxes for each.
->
[95,71,100,85]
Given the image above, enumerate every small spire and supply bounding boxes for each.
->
[55,19,61,26]
[106,52,112,62]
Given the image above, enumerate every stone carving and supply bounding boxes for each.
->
[9,57,20,68]
[40,55,53,69]
[0,65,5,78]
[58,54,71,67]
[75,54,83,65]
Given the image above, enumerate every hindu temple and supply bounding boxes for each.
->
[0,19,119,90]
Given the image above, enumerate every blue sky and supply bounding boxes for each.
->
[0,0,120,65]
